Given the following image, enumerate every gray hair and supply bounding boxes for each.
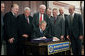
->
[24,7,30,12]
[39,4,46,9]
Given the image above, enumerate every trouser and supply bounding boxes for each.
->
[6,42,17,55]
[70,35,82,55]
[0,41,1,55]
[17,37,28,55]
[1,41,7,55]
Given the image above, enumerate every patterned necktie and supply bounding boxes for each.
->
[26,17,29,24]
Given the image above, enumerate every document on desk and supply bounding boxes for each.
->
[53,37,60,41]
[33,38,45,40]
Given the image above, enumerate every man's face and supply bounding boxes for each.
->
[24,10,30,17]
[69,6,74,14]
[59,8,63,15]
[40,7,46,14]
[12,6,19,15]
[40,23,46,31]
[1,3,5,12]
[53,10,57,17]
[47,10,51,16]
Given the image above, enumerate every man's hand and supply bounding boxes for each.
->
[60,35,64,40]
[79,35,83,40]
[22,34,29,38]
[41,37,47,39]
[66,35,70,40]
[8,38,14,44]
[53,37,60,41]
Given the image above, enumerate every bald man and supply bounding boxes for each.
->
[58,7,69,40]
[3,4,19,55]
[32,4,51,36]
[66,5,83,55]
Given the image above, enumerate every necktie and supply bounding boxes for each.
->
[70,15,73,22]
[54,17,56,24]
[26,17,29,24]
[62,15,65,20]
[39,14,42,23]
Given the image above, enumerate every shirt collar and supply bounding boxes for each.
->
[40,28,43,32]
[11,11,15,16]
[72,13,74,16]
[70,13,74,16]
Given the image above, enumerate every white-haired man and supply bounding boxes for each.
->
[3,3,19,55]
[16,7,33,55]
[32,4,51,36]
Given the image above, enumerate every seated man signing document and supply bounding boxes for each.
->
[31,20,60,41]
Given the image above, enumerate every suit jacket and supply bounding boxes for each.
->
[49,16,64,39]
[31,27,52,39]
[3,12,17,42]
[17,14,33,40]
[58,14,69,37]
[1,12,4,42]
[32,12,51,34]
[66,13,83,38]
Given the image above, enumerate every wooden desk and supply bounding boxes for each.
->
[24,40,71,55]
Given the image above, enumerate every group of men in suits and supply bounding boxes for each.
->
[1,2,83,55]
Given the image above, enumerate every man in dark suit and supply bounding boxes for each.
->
[50,8,64,40]
[66,6,83,55]
[58,7,69,40]
[46,8,52,19]
[17,7,33,55]
[32,4,51,35]
[1,2,5,55]
[3,4,19,55]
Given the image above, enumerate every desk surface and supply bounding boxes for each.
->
[24,40,71,55]
[25,40,70,46]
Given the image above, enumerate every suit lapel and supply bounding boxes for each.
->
[44,14,46,21]
[37,12,39,25]
[72,13,76,24]
[23,14,29,23]
[68,15,71,27]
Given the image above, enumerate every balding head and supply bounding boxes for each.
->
[69,5,75,15]
[1,2,5,12]
[59,7,64,15]
[39,4,46,14]
[11,4,19,15]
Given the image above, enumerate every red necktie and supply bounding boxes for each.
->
[39,14,42,23]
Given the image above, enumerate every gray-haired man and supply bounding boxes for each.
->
[17,7,33,55]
